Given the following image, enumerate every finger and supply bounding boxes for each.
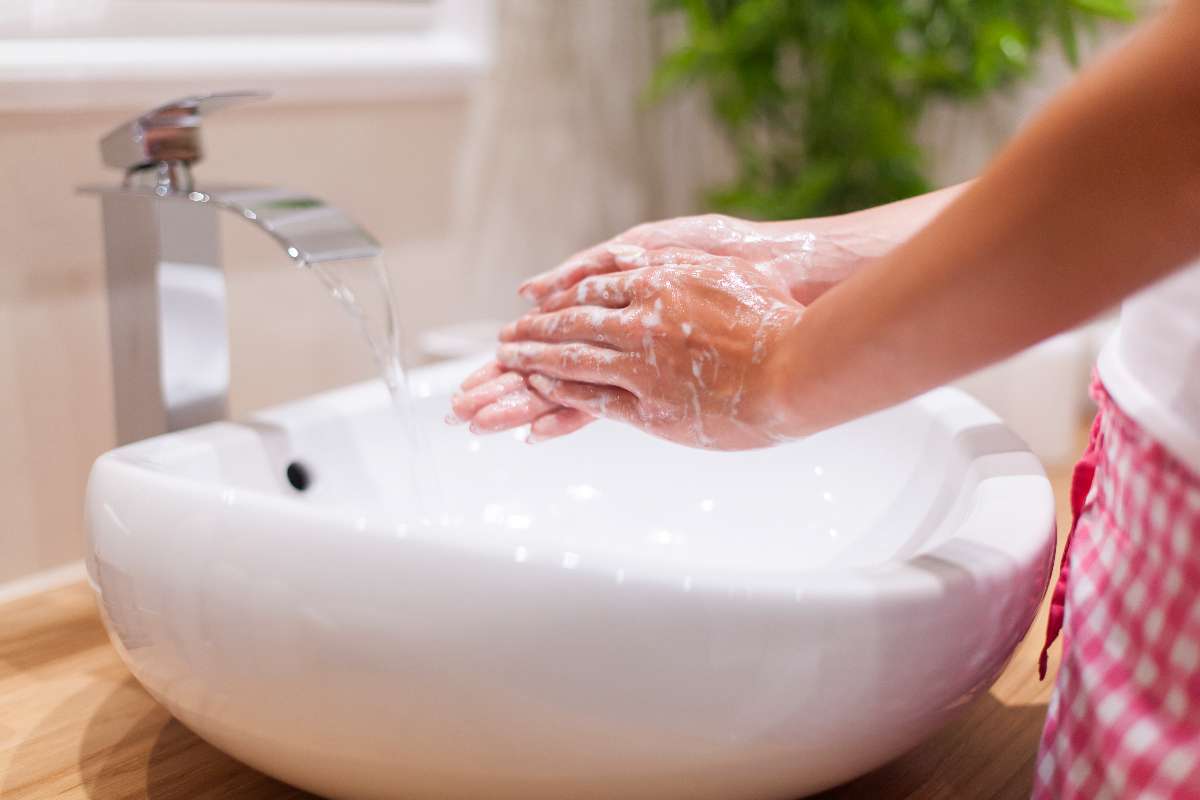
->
[518,241,652,304]
[496,342,640,394]
[447,371,526,424]
[460,361,503,391]
[528,374,640,425]
[618,246,718,269]
[538,272,641,313]
[469,387,558,434]
[526,407,594,444]
[499,307,637,349]
[517,243,617,303]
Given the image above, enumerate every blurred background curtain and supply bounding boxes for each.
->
[453,0,734,322]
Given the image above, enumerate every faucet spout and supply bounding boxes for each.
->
[81,94,383,444]
[202,186,381,266]
[91,183,383,266]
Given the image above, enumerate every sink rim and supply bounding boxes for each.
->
[90,356,1056,602]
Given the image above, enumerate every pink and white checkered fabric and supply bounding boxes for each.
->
[1034,380,1200,799]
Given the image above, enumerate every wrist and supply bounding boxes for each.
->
[758,302,844,441]
[757,305,825,441]
[752,215,867,304]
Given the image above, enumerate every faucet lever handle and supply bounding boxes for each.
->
[100,91,270,174]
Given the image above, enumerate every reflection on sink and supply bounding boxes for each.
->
[85,355,1055,800]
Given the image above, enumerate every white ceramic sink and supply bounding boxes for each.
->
[85,356,1055,800]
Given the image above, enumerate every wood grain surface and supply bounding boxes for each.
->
[0,452,1077,800]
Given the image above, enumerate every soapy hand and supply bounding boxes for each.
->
[516,213,828,307]
[446,361,594,442]
[494,247,804,450]
[449,214,828,441]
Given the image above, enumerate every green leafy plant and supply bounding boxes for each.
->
[650,0,1134,218]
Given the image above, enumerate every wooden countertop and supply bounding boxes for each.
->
[0,456,1076,800]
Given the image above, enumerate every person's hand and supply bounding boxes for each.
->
[448,187,969,441]
[495,248,805,450]
[446,361,593,443]
[516,213,825,306]
[449,214,824,441]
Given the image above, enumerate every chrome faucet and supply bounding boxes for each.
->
[82,92,381,445]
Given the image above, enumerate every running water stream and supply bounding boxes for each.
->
[310,255,442,519]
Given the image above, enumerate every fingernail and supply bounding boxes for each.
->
[444,411,465,425]
[518,284,537,302]
[606,243,644,258]
[526,432,544,445]
[528,374,554,394]
[606,243,646,266]
[498,342,543,365]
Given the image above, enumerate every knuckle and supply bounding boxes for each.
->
[508,342,545,366]
[557,383,583,403]
[599,319,623,343]
[644,271,672,291]
[541,321,560,340]
[562,343,587,363]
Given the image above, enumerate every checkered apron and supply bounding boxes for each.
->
[1033,378,1200,798]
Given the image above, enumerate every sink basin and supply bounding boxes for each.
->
[85,355,1055,800]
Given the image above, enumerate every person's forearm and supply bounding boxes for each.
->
[774,1,1200,436]
[757,183,971,303]
[762,182,971,262]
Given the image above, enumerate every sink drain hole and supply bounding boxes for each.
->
[286,461,312,492]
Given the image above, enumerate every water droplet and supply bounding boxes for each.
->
[651,528,674,545]
[567,484,599,501]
